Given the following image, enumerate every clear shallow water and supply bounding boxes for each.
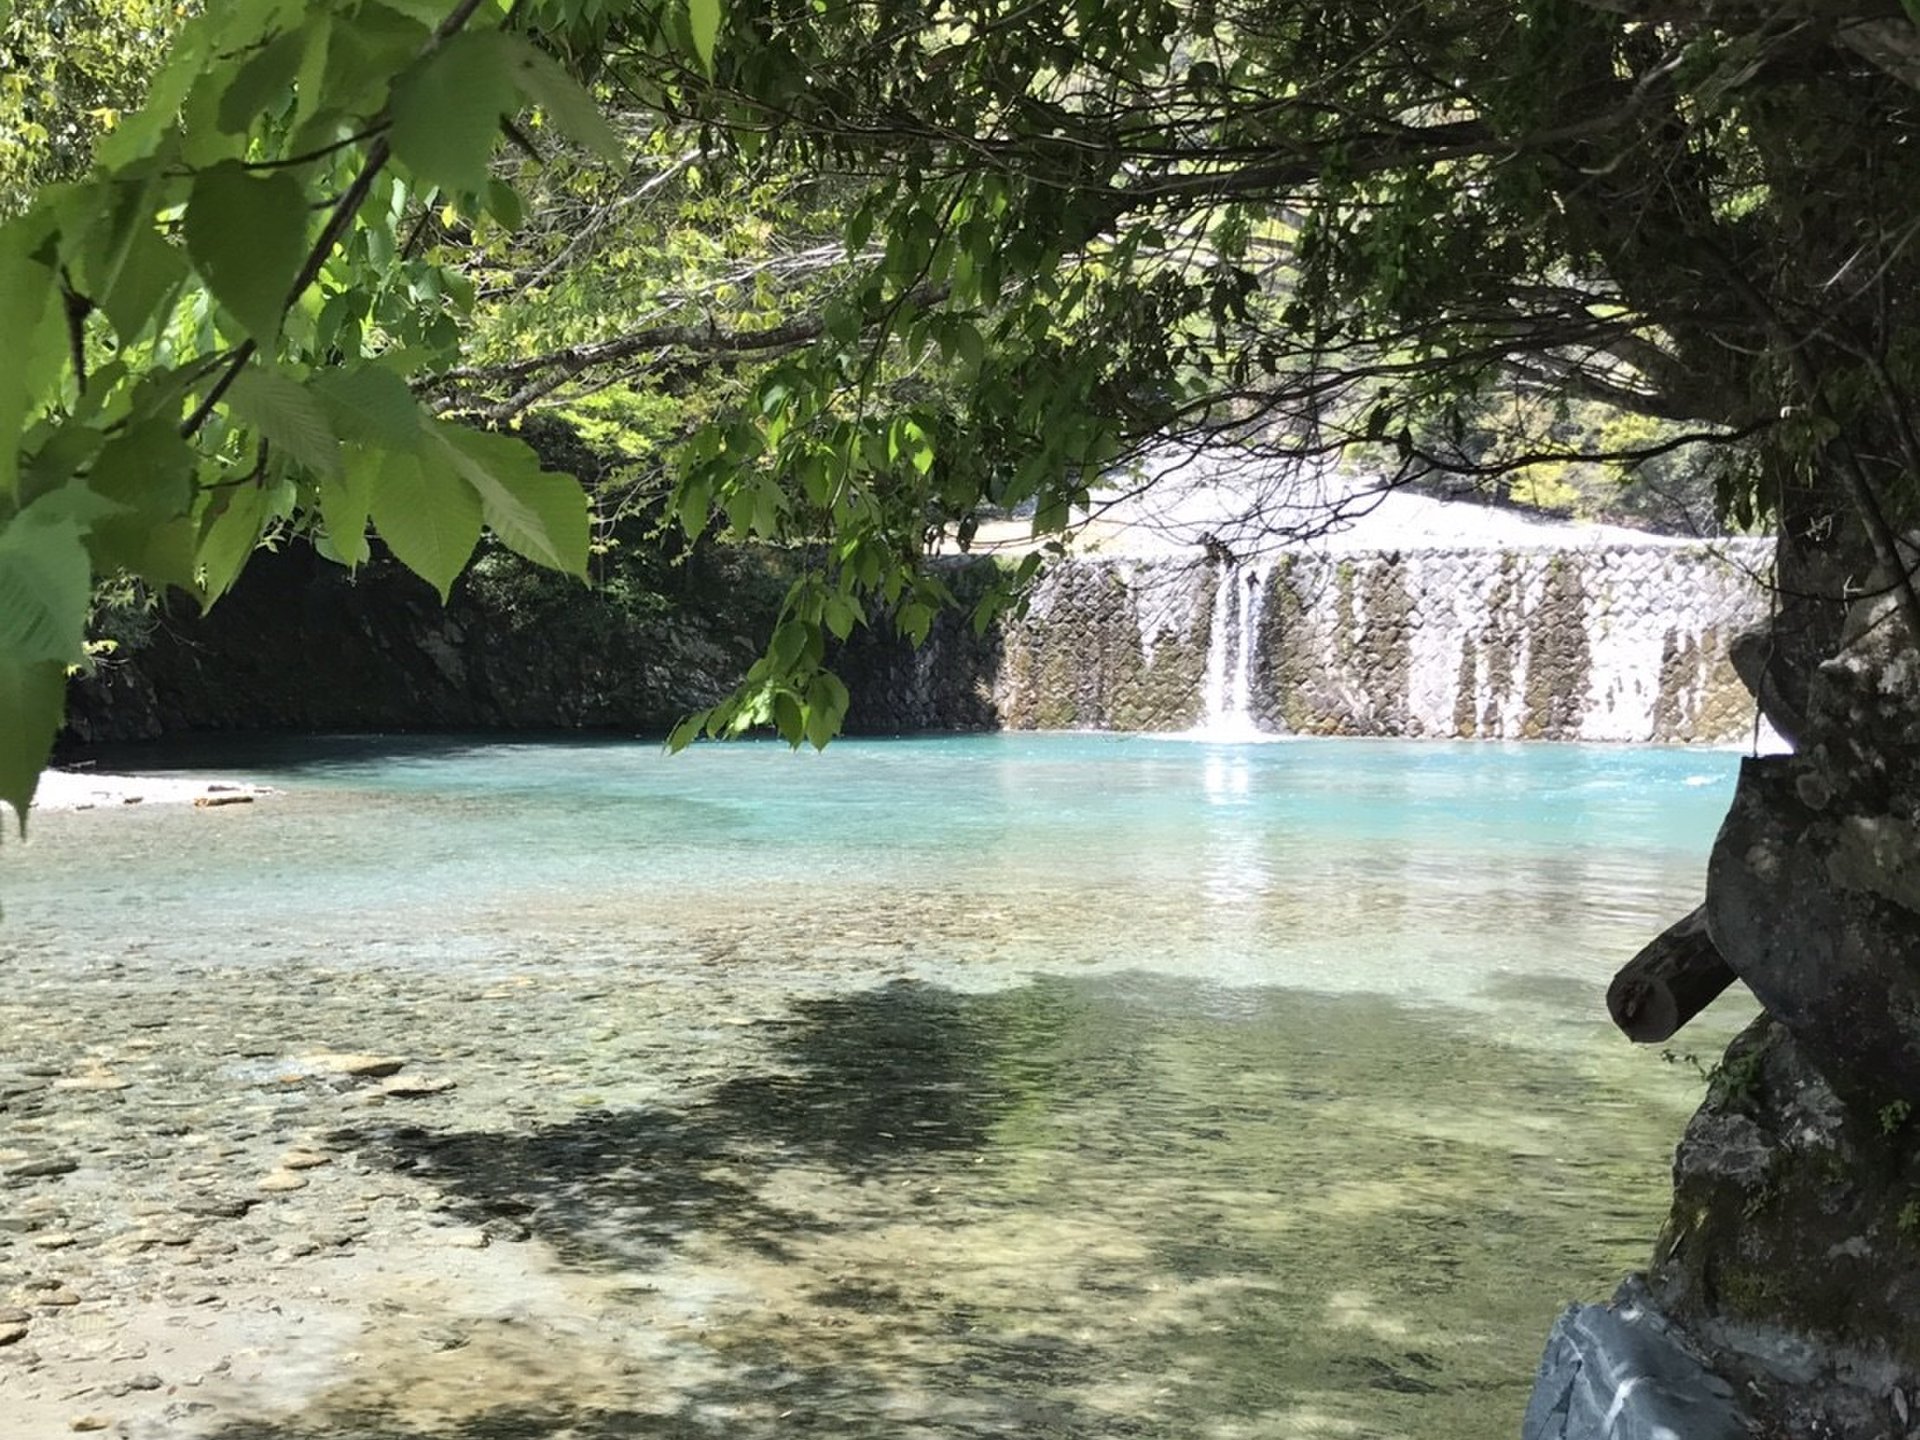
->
[23,734,1732,997]
[3,735,1751,1437]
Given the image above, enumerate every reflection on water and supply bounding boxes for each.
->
[6,734,1749,1438]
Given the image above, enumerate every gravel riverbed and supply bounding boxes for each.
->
[1,794,821,1439]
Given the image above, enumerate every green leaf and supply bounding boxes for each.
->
[299,5,428,148]
[226,366,343,479]
[676,477,712,540]
[772,689,803,744]
[85,420,199,590]
[311,365,424,447]
[803,671,848,750]
[184,162,308,343]
[320,448,377,568]
[95,23,211,167]
[89,420,195,520]
[218,27,307,133]
[289,14,334,136]
[366,448,482,601]
[769,619,808,673]
[823,593,863,641]
[0,500,94,665]
[196,480,269,605]
[485,179,524,230]
[21,425,106,505]
[104,518,201,595]
[503,39,622,162]
[71,176,189,344]
[0,224,66,501]
[432,426,589,577]
[667,709,710,752]
[365,0,451,24]
[389,30,516,195]
[897,601,933,646]
[688,0,722,73]
[0,658,66,836]
[95,219,189,343]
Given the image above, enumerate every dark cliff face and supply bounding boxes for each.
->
[831,559,1007,735]
[63,535,786,745]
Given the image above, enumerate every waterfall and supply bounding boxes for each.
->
[987,538,1773,742]
[1195,558,1276,740]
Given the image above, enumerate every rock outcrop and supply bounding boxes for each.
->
[63,537,784,745]
[1535,556,1920,1438]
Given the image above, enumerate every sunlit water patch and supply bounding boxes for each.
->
[1,735,1751,1438]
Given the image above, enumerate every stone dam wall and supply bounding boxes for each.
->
[852,539,1774,744]
[65,534,1773,748]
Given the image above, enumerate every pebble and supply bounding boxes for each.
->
[379,1075,456,1098]
[69,1416,110,1433]
[257,1171,308,1193]
[178,1195,253,1219]
[304,1054,407,1079]
[0,1321,27,1346]
[279,1149,331,1171]
[7,1157,79,1179]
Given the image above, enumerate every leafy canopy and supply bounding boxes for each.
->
[7,0,1920,828]
[0,0,663,827]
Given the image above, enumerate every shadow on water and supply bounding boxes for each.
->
[215,975,1695,1440]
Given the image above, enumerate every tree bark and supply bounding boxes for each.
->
[1606,906,1740,1043]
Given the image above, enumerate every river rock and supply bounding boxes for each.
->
[302,1053,407,1079]
[51,1073,131,1092]
[1522,1280,1747,1440]
[177,1194,254,1219]
[1706,587,1920,1107]
[378,1074,455,1098]
[0,1321,27,1346]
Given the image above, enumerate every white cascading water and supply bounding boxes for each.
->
[1195,558,1275,741]
[993,538,1776,743]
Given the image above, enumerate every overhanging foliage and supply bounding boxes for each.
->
[5,0,1920,826]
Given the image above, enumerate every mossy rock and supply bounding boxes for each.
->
[1649,1016,1920,1370]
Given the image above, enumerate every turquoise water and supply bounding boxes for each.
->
[2,735,1750,1437]
[19,734,1732,993]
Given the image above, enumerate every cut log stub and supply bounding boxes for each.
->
[1608,906,1740,1043]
